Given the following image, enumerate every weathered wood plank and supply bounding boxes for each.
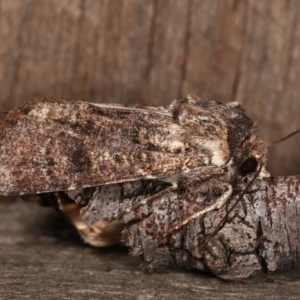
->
[0,1,299,297]
[1,200,300,300]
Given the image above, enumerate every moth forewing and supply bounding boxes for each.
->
[0,97,209,195]
[0,95,267,197]
[0,95,268,241]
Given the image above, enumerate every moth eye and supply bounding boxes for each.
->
[239,156,258,176]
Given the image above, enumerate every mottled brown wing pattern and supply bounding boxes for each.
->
[0,98,205,195]
[0,95,267,198]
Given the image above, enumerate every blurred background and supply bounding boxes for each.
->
[0,0,299,175]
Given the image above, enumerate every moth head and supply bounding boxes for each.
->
[219,101,269,181]
[230,119,269,181]
[223,135,269,184]
[239,148,269,181]
[171,95,269,179]
[239,156,258,177]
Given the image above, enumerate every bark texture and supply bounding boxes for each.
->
[2,196,300,300]
[122,176,300,280]
[0,0,299,174]
[60,175,300,280]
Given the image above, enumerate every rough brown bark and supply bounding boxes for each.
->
[122,176,300,280]
[0,0,299,175]
[1,191,300,300]
[56,175,300,280]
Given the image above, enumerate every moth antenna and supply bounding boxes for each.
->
[271,128,300,145]
[200,164,263,248]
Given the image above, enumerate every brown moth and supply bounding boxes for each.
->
[0,95,268,247]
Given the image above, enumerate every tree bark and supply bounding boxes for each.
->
[60,175,300,280]
[2,199,300,300]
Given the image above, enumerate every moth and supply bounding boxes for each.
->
[0,95,268,247]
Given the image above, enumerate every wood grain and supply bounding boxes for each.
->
[0,1,300,296]
[1,200,300,300]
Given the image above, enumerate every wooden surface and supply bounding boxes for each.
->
[0,1,300,299]
[0,0,299,175]
[1,199,300,300]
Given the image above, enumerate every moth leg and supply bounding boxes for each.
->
[167,182,233,234]
[55,192,124,247]
[114,185,176,218]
